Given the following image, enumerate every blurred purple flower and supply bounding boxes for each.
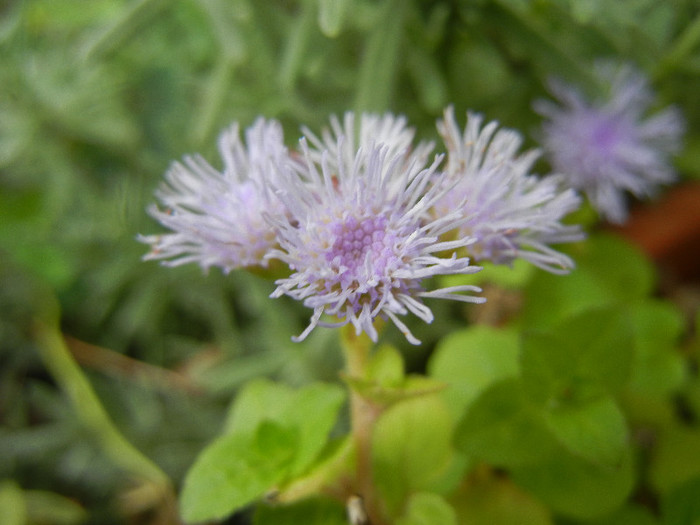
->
[536,62,685,224]
[140,118,288,272]
[435,107,584,274]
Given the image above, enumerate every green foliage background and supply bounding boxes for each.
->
[1,0,699,524]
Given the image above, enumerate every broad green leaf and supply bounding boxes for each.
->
[522,234,654,329]
[661,475,700,525]
[520,308,634,403]
[275,438,354,505]
[542,396,628,466]
[372,394,454,516]
[627,300,686,398]
[24,490,88,525]
[224,379,346,475]
[455,379,558,468]
[396,492,457,525]
[569,236,654,303]
[511,446,635,519]
[586,504,659,525]
[649,426,700,494]
[0,481,26,525]
[180,421,297,523]
[367,344,405,387]
[429,325,519,420]
[287,384,347,474]
[224,379,296,435]
[254,497,347,525]
[450,469,552,525]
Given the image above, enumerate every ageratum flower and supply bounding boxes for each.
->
[140,118,288,272]
[301,112,434,184]
[435,107,584,274]
[536,62,685,224]
[267,136,484,345]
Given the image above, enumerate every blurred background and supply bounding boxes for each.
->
[1,0,699,523]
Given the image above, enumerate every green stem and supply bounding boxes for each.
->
[340,325,386,525]
[34,321,173,506]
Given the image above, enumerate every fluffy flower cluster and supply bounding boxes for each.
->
[536,62,685,224]
[142,110,584,343]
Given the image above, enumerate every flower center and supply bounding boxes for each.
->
[326,215,396,279]
[590,116,621,153]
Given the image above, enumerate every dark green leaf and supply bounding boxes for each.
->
[661,475,700,525]
[520,307,634,403]
[450,470,552,525]
[254,497,347,525]
[627,300,686,398]
[455,379,558,467]
[542,396,628,466]
[511,446,635,519]
[649,426,700,494]
[522,234,654,329]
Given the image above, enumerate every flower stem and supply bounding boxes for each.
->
[340,325,385,525]
[34,320,176,520]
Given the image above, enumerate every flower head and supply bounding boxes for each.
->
[302,112,434,183]
[435,107,584,274]
[536,62,685,224]
[140,118,288,272]
[267,133,484,345]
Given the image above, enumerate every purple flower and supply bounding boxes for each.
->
[536,62,685,224]
[435,107,584,274]
[267,132,484,345]
[301,112,434,175]
[140,118,288,272]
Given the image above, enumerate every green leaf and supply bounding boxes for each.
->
[542,396,628,466]
[24,490,88,525]
[520,307,634,403]
[274,438,354,505]
[396,492,457,525]
[522,234,654,329]
[586,504,659,525]
[0,481,26,525]
[429,325,519,420]
[650,426,700,494]
[661,475,700,525]
[180,421,297,523]
[450,470,552,525]
[455,379,558,468]
[224,379,346,475]
[584,234,656,300]
[511,446,635,519]
[367,344,405,387]
[372,394,454,516]
[254,497,347,525]
[182,380,346,522]
[223,379,296,435]
[627,300,686,398]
